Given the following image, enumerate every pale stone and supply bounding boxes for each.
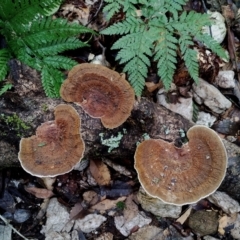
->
[216,71,235,89]
[45,232,71,240]
[231,214,240,239]
[74,214,106,233]
[127,225,164,240]
[207,191,240,214]
[192,78,232,114]
[196,111,216,127]
[137,187,182,218]
[202,11,226,44]
[114,211,152,237]
[41,198,73,235]
[157,88,193,121]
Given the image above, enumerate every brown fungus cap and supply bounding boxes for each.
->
[60,63,135,129]
[134,125,227,205]
[18,104,85,177]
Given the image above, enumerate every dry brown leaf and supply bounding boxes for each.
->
[89,159,111,186]
[69,202,91,220]
[145,82,162,93]
[83,190,100,206]
[90,196,126,212]
[218,213,238,235]
[176,206,192,225]
[123,194,138,223]
[25,186,54,199]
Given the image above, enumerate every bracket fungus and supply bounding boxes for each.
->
[18,104,85,177]
[60,63,135,129]
[134,125,227,205]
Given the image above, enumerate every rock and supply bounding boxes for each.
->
[207,191,240,214]
[13,209,31,223]
[203,236,220,240]
[74,214,107,233]
[157,88,193,121]
[188,210,218,236]
[114,211,152,237]
[216,71,235,89]
[202,11,226,44]
[45,232,71,240]
[192,78,232,114]
[137,187,182,218]
[127,225,164,240]
[41,198,73,236]
[231,214,240,239]
[0,225,12,240]
[196,111,216,127]
[95,232,113,240]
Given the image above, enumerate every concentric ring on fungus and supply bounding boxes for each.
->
[134,125,227,205]
[60,63,135,129]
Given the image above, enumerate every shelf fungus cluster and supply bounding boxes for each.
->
[60,63,135,129]
[18,104,85,177]
[134,125,227,206]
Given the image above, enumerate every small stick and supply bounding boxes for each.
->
[0,214,29,240]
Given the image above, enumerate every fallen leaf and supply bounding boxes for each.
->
[24,186,54,199]
[83,190,100,206]
[123,194,138,223]
[89,159,111,186]
[176,206,192,225]
[69,202,90,220]
[90,196,126,212]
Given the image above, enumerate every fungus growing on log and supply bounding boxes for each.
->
[60,63,135,129]
[18,104,85,177]
[134,125,227,205]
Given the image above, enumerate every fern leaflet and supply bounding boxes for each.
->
[0,49,10,80]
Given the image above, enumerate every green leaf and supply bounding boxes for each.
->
[0,83,12,96]
[0,49,11,80]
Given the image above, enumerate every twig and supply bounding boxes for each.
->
[86,0,104,26]
[0,214,29,240]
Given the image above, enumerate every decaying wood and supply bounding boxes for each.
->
[0,95,194,167]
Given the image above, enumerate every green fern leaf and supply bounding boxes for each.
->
[154,30,178,90]
[17,17,93,46]
[0,83,12,96]
[41,66,63,97]
[103,0,138,20]
[195,33,228,59]
[42,56,77,70]
[34,38,87,57]
[101,17,144,35]
[113,29,154,95]
[0,0,63,24]
[0,49,10,80]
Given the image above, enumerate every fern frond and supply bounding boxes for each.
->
[41,66,64,97]
[17,49,42,71]
[123,58,147,96]
[154,30,178,90]
[0,49,11,80]
[42,56,77,70]
[195,33,228,59]
[34,38,87,57]
[17,17,93,46]
[113,30,154,95]
[103,0,138,20]
[0,0,63,24]
[101,17,144,35]
[0,83,12,96]
[183,48,199,83]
